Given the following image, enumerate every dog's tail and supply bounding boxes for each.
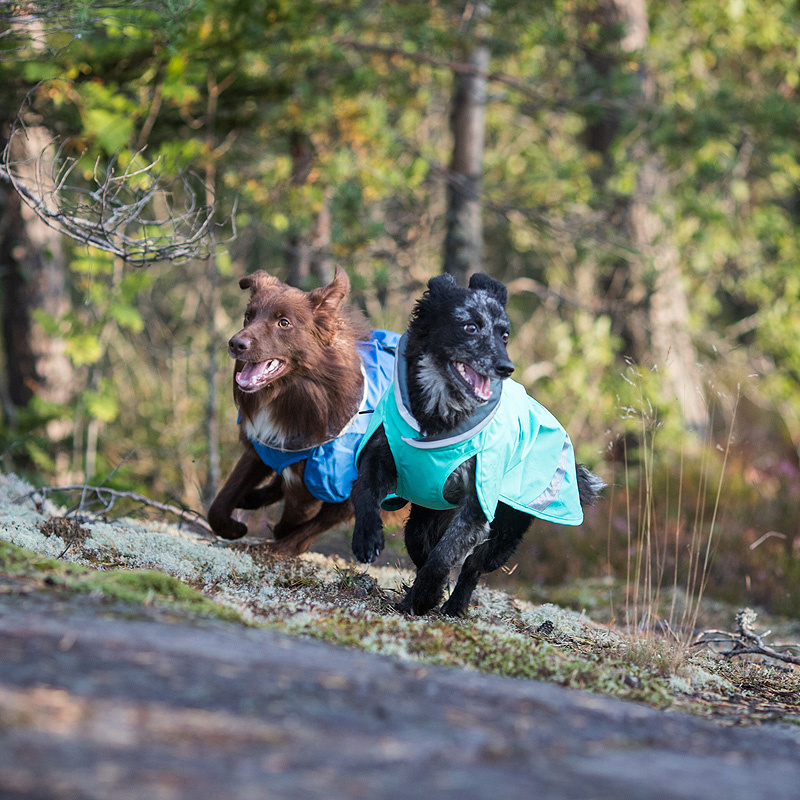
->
[576,463,605,507]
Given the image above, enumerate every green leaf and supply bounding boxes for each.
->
[86,387,119,423]
[71,252,115,275]
[84,108,134,153]
[120,271,153,302]
[109,303,145,333]
[271,212,290,232]
[217,250,233,277]
[66,334,103,366]
[32,310,63,337]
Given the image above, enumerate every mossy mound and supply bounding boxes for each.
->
[0,539,244,623]
[1,474,798,725]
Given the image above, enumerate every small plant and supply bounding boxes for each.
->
[333,564,377,597]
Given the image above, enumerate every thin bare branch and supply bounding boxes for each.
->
[16,484,214,536]
[694,609,800,667]
[336,38,602,110]
[1,84,236,265]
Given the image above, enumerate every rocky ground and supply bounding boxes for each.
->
[1,473,800,799]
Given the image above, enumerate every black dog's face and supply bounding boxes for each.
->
[406,273,514,425]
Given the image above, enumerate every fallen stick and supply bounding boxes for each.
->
[16,484,214,536]
[694,608,800,667]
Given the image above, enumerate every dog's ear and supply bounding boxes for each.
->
[426,272,458,299]
[309,265,350,342]
[309,265,350,314]
[468,273,508,307]
[239,271,280,296]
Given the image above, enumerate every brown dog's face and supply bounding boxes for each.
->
[228,267,349,394]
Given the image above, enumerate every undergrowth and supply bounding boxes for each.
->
[1,472,798,726]
[0,539,245,623]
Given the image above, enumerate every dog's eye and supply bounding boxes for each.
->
[244,312,251,323]
[464,323,478,334]
[501,332,509,343]
[277,318,291,329]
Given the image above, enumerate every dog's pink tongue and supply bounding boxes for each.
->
[463,364,492,401]
[473,375,492,401]
[236,361,269,389]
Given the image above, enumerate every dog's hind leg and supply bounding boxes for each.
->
[208,447,273,540]
[403,505,453,569]
[269,500,353,556]
[441,504,532,617]
[272,468,323,540]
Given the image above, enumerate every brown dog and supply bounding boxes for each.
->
[208,267,396,555]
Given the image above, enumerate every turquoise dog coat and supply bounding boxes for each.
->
[245,329,399,504]
[357,334,584,525]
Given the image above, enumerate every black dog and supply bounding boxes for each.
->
[351,273,603,616]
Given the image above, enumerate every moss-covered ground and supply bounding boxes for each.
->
[1,473,798,726]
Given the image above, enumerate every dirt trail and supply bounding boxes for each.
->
[2,590,799,800]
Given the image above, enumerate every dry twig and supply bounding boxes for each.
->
[694,609,800,667]
[16,484,214,536]
[1,87,235,264]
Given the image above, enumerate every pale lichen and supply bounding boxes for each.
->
[1,473,797,723]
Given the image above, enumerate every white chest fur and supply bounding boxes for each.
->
[243,407,288,449]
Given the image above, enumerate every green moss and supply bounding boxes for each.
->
[279,609,675,707]
[0,539,245,624]
[78,570,245,623]
[0,539,83,575]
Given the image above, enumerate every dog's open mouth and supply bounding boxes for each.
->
[452,361,492,401]
[235,359,286,392]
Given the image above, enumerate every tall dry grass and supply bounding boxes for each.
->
[611,384,740,651]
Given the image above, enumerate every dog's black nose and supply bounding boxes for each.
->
[495,360,514,378]
[229,335,251,356]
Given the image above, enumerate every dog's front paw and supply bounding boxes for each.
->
[440,595,470,618]
[208,514,248,540]
[352,525,384,564]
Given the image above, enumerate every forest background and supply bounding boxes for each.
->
[1,0,799,619]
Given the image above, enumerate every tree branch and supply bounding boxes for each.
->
[16,484,214,536]
[694,609,800,667]
[1,85,236,265]
[336,38,608,110]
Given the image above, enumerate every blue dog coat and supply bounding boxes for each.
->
[357,334,584,525]
[245,329,399,504]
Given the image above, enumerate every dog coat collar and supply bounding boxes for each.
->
[357,368,585,526]
[391,333,504,448]
[244,329,399,505]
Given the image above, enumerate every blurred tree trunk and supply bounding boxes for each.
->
[443,31,488,286]
[581,0,707,430]
[0,125,75,448]
[310,187,333,286]
[202,72,225,505]
[285,130,332,288]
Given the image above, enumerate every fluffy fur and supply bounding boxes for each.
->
[207,266,371,555]
[351,272,603,616]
